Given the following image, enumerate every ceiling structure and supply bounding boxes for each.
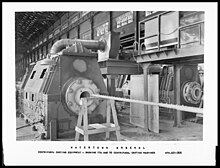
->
[15,12,66,54]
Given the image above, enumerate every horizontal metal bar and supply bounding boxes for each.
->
[140,34,157,40]
[120,40,134,44]
[120,36,134,42]
[179,21,204,30]
[123,46,134,49]
[182,11,202,18]
[139,11,171,24]
[180,41,200,46]
[91,94,203,114]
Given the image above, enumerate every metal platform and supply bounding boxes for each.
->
[134,45,204,64]
[98,59,142,75]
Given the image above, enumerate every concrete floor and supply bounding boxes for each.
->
[117,106,203,141]
[119,118,203,141]
[16,116,42,141]
[16,106,203,141]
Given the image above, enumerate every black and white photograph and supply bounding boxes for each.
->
[2,2,218,166]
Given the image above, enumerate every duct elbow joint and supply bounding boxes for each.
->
[98,40,106,52]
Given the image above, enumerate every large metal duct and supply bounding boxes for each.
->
[50,39,106,54]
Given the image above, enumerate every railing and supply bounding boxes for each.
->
[137,11,204,55]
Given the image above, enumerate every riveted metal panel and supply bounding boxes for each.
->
[23,61,51,93]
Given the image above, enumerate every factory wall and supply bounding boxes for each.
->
[16,11,204,81]
[16,11,149,80]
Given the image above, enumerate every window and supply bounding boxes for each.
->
[40,68,47,79]
[30,71,36,79]
[25,92,28,99]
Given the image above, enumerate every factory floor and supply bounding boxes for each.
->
[16,105,203,141]
[16,114,42,141]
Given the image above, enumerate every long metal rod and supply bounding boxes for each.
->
[16,120,42,130]
[91,94,203,114]
[20,112,45,130]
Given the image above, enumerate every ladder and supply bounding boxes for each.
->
[75,98,121,141]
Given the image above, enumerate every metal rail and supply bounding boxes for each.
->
[91,94,203,114]
[138,11,204,53]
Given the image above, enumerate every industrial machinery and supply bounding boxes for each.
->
[20,32,120,139]
[132,11,204,130]
[159,65,203,119]
[17,11,204,140]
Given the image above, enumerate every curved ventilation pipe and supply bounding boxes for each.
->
[50,39,106,54]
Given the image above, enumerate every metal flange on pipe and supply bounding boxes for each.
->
[64,77,100,115]
[182,81,203,104]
